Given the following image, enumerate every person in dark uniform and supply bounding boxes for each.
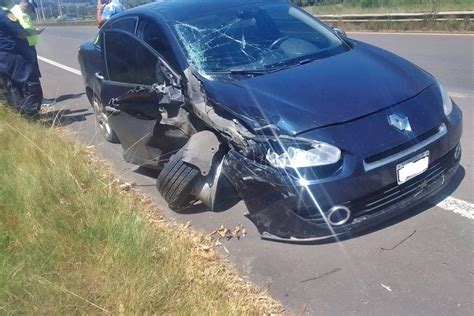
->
[0,0,41,117]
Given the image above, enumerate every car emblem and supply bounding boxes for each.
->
[388,114,412,132]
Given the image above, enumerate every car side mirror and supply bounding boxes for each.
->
[333,27,347,39]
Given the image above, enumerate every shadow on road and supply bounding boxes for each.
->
[40,108,92,127]
[134,165,160,178]
[53,93,86,103]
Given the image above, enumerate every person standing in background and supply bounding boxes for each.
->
[0,0,41,117]
[10,0,45,102]
[96,0,125,28]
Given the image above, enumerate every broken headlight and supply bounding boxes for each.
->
[266,140,341,169]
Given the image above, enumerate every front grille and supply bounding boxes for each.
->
[298,148,455,225]
[365,126,440,164]
[350,149,455,217]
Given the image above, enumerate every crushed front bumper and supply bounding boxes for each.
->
[222,144,461,243]
[220,99,463,243]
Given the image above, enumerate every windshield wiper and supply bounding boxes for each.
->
[214,58,320,77]
[207,69,272,77]
[297,57,319,65]
[228,68,274,76]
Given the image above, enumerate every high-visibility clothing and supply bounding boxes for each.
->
[10,5,37,46]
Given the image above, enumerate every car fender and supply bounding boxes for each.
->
[181,131,221,176]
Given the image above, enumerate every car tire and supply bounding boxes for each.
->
[92,95,119,144]
[157,147,201,211]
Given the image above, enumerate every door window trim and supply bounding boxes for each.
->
[110,16,139,35]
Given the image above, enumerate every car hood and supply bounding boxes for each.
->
[201,41,435,135]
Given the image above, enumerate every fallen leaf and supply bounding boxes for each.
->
[223,246,230,254]
[217,227,230,238]
[207,230,217,237]
[232,224,241,235]
[119,182,135,192]
[381,283,392,292]
[200,245,211,252]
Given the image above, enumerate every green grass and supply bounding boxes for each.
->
[0,107,281,314]
[304,0,473,15]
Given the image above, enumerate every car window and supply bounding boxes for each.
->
[111,17,138,35]
[138,19,179,70]
[104,31,162,85]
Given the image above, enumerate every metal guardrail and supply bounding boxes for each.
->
[38,10,474,26]
[318,11,474,22]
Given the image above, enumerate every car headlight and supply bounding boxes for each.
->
[266,141,341,168]
[438,82,453,116]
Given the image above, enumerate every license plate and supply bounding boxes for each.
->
[397,151,430,185]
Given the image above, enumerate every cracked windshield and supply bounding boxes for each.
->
[173,3,347,77]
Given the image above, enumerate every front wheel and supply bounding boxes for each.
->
[92,95,119,143]
[157,147,201,211]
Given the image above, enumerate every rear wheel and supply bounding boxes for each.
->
[157,148,201,211]
[92,95,119,143]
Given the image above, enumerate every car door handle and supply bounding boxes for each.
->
[104,105,121,115]
[95,72,104,80]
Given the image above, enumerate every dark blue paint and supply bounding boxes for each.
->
[202,41,435,135]
[78,0,463,242]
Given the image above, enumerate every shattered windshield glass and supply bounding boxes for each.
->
[172,3,348,78]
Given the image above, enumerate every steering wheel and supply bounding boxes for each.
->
[269,36,291,50]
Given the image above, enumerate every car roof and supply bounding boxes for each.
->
[127,0,289,21]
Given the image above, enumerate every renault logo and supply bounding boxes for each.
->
[388,114,412,132]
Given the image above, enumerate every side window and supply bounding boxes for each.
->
[138,20,179,69]
[104,31,159,85]
[111,18,138,34]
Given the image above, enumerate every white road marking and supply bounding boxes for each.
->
[437,197,474,220]
[37,56,81,76]
[450,91,471,99]
[37,55,474,221]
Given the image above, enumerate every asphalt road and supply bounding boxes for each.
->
[35,26,473,315]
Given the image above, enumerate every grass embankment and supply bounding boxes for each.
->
[306,0,473,15]
[0,107,282,314]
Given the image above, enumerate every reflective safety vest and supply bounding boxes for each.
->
[10,5,37,46]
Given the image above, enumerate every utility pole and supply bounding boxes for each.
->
[57,0,63,17]
[49,2,53,19]
[38,0,46,21]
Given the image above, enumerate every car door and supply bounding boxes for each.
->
[99,29,180,165]
[94,17,138,95]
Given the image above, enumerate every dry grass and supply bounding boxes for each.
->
[0,106,285,315]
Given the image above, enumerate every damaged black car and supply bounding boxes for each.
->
[78,0,463,242]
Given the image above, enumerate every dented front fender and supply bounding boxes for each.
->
[182,131,221,176]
